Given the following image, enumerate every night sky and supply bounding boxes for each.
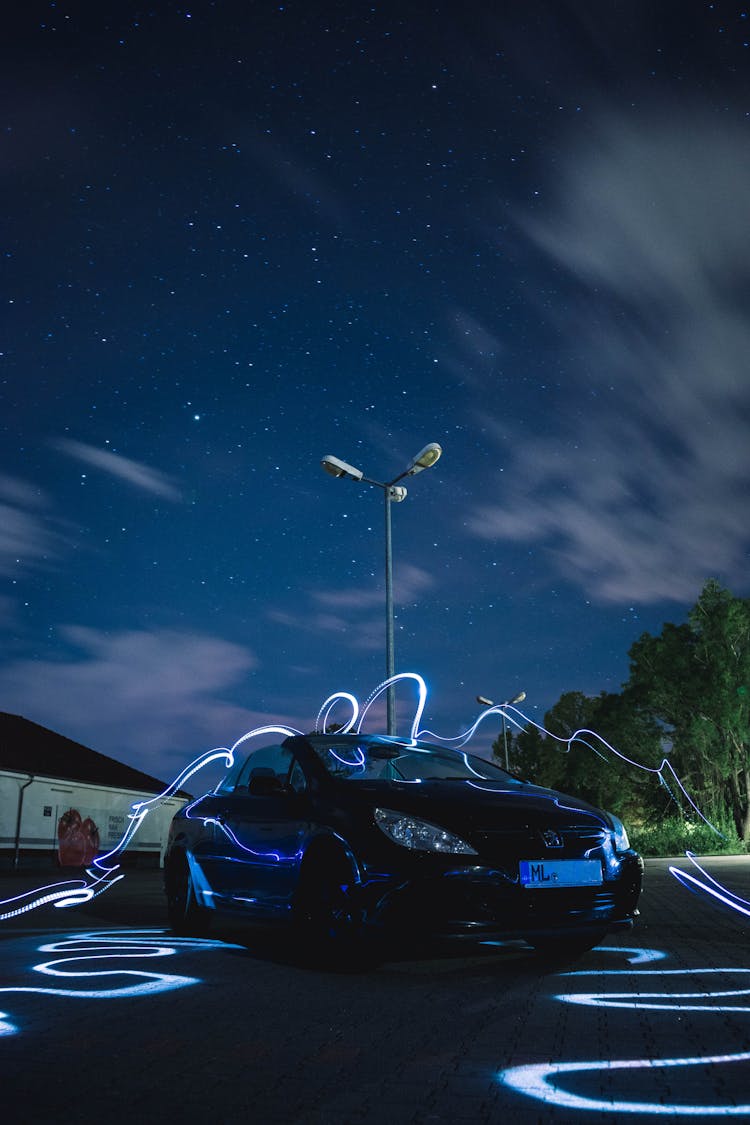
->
[3,1,750,786]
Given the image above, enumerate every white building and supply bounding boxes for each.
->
[0,712,188,869]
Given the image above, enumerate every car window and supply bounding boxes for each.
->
[288,759,307,794]
[313,740,513,783]
[230,744,294,791]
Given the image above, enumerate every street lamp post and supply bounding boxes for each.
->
[477,691,527,771]
[321,443,442,735]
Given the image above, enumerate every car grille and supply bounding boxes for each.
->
[472,825,608,863]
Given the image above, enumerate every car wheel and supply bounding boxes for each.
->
[293,855,376,969]
[528,927,608,964]
[166,853,211,937]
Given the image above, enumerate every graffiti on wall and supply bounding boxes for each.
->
[56,809,100,867]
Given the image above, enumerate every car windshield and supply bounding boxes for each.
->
[313,739,515,783]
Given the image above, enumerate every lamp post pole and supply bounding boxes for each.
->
[502,710,510,771]
[477,690,527,772]
[384,487,396,732]
[321,443,442,735]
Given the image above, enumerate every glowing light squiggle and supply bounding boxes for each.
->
[227,724,300,756]
[2,730,299,922]
[0,927,231,1026]
[499,948,750,1115]
[501,1050,750,1116]
[669,852,750,919]
[328,746,366,770]
[316,692,359,734]
[0,929,238,1036]
[421,704,722,836]
[0,870,124,921]
[91,745,241,877]
[419,690,750,919]
[203,819,284,863]
[356,673,427,740]
[4,671,743,927]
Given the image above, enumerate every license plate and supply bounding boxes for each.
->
[519,859,603,888]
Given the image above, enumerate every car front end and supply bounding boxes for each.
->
[316,768,643,950]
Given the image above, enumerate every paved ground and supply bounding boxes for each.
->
[1,856,749,1124]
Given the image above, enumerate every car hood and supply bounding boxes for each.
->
[334,778,612,832]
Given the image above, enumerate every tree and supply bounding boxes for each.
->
[492,690,656,818]
[626,580,750,841]
[506,722,547,781]
[538,691,652,816]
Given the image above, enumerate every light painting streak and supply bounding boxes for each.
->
[225,724,300,757]
[669,852,750,919]
[421,703,723,837]
[3,672,745,930]
[328,746,367,770]
[201,818,283,862]
[500,949,750,1115]
[419,688,750,923]
[356,672,427,740]
[0,871,124,921]
[2,729,298,922]
[562,945,667,968]
[4,674,747,1113]
[316,692,359,734]
[562,949,670,967]
[500,1050,750,1116]
[0,928,238,1035]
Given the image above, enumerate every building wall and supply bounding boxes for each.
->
[0,770,187,868]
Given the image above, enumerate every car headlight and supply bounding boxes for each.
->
[609,814,630,851]
[374,808,478,854]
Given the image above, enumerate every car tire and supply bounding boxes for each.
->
[293,854,377,970]
[528,927,608,964]
[165,853,212,937]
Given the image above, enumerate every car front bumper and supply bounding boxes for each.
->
[360,851,643,941]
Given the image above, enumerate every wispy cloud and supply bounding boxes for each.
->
[0,627,286,779]
[268,606,382,652]
[468,107,750,603]
[269,565,436,651]
[0,475,59,577]
[0,595,18,629]
[313,564,435,611]
[55,439,182,501]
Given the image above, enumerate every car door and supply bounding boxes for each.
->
[199,744,310,917]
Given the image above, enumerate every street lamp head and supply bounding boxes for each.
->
[476,690,526,707]
[321,454,363,481]
[406,442,442,475]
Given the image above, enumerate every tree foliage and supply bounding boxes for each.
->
[490,581,750,844]
[494,690,659,819]
[626,579,750,840]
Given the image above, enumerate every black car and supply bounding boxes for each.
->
[164,732,643,963]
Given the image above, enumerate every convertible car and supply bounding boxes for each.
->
[164,732,643,963]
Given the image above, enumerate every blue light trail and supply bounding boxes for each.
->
[2,672,746,928]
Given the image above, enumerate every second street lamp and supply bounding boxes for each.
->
[477,691,527,770]
[321,443,442,735]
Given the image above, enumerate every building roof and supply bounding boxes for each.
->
[0,712,177,795]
